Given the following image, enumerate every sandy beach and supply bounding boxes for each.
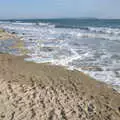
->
[0,29,120,120]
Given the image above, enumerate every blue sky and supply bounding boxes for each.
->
[0,0,120,19]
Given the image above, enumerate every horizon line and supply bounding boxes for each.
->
[1,17,120,20]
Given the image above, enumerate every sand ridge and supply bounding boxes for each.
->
[0,54,120,120]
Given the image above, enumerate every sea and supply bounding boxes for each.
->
[0,18,120,91]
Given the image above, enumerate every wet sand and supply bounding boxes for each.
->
[0,29,120,120]
[0,29,17,40]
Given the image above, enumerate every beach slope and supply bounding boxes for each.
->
[0,53,120,120]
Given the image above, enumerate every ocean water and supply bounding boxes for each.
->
[0,19,120,91]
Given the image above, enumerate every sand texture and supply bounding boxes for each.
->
[0,54,120,120]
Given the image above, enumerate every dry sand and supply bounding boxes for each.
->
[0,28,120,120]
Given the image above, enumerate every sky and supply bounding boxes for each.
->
[0,0,120,19]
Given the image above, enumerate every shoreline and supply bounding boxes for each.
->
[0,27,120,92]
[0,28,120,119]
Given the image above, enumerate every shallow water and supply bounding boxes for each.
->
[0,39,21,55]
